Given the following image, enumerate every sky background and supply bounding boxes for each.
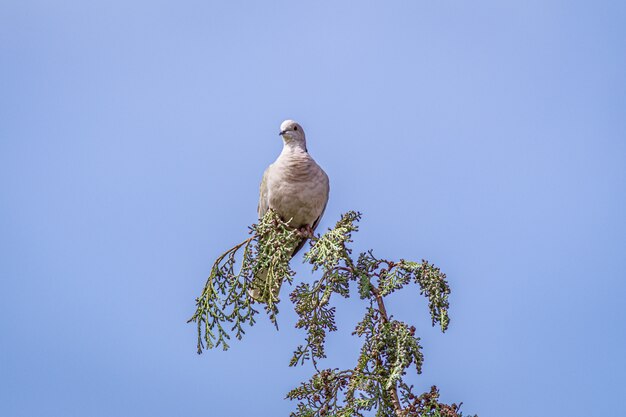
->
[1,1,625,416]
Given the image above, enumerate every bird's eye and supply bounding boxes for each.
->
[294,126,298,131]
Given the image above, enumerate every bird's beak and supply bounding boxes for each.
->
[279,130,287,136]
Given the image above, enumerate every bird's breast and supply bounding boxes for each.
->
[266,157,329,228]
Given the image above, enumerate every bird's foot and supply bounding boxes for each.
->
[297,224,315,238]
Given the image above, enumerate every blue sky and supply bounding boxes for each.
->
[1,1,625,416]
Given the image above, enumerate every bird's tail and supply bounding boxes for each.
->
[248,236,307,303]
[248,267,282,303]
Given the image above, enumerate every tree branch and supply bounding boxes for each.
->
[371,285,404,417]
[191,210,473,416]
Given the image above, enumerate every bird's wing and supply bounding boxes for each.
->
[291,168,330,257]
[310,168,330,233]
[258,165,271,219]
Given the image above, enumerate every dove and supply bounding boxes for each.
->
[251,120,330,302]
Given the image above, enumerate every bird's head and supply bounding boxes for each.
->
[279,120,307,150]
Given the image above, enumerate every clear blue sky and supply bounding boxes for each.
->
[1,1,625,416]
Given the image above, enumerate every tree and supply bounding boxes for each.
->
[188,210,476,417]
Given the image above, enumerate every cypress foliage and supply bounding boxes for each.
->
[189,210,476,417]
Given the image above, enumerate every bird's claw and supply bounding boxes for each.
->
[297,224,315,238]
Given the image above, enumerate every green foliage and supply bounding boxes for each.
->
[189,210,476,416]
[289,212,359,367]
[187,209,299,352]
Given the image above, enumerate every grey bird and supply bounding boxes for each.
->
[251,120,330,301]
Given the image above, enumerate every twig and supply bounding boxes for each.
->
[371,285,404,417]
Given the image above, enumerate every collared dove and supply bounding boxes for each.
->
[251,120,330,301]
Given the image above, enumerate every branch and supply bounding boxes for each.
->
[189,210,473,416]
[188,209,300,353]
[370,285,404,417]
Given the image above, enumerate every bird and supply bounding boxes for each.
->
[251,119,330,302]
